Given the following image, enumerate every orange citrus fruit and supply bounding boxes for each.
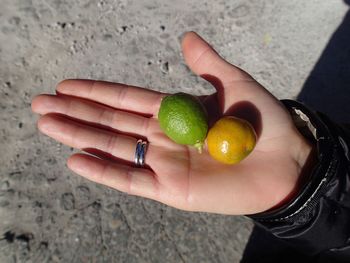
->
[207,116,256,164]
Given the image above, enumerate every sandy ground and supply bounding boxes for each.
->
[0,0,349,262]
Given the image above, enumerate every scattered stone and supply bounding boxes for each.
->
[103,34,113,40]
[109,218,123,229]
[60,193,75,211]
[9,16,21,26]
[0,200,10,207]
[117,25,128,34]
[47,173,57,182]
[39,241,48,249]
[228,4,250,18]
[57,22,66,29]
[75,186,90,203]
[0,181,10,191]
[160,61,169,73]
[3,231,15,243]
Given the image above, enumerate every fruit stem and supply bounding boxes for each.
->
[194,142,204,154]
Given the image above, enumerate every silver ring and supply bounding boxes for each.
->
[134,139,148,166]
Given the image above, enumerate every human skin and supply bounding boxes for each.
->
[31,32,314,215]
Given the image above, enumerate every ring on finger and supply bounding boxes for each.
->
[134,139,148,167]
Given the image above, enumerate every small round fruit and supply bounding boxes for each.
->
[158,92,208,153]
[207,116,256,164]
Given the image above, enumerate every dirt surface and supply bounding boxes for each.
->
[0,0,348,262]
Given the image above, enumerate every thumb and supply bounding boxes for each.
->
[181,32,253,88]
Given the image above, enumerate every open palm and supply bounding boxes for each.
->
[32,32,312,215]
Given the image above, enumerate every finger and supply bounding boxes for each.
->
[56,79,165,117]
[182,32,272,114]
[38,114,151,163]
[67,153,158,199]
[32,94,157,137]
[181,32,253,86]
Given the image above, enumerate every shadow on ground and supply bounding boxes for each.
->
[242,2,350,262]
[298,0,350,123]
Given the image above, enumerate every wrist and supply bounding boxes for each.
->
[270,137,317,211]
[268,107,319,210]
[295,138,317,197]
[276,108,319,209]
[249,99,332,221]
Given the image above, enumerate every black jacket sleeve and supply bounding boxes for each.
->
[248,100,350,262]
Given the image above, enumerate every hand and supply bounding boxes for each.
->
[31,32,313,215]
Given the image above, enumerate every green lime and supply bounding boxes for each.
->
[158,92,208,153]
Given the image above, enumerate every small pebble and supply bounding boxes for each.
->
[0,181,10,190]
[160,61,169,73]
[60,193,75,210]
